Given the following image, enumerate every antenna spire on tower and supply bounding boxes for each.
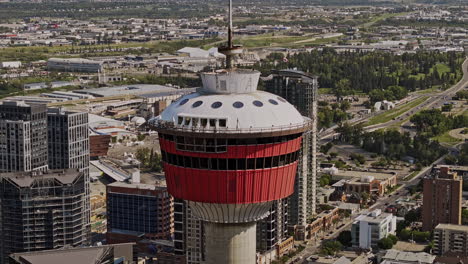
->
[219,0,243,69]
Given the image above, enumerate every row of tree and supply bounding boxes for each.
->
[410,109,468,137]
[135,147,163,173]
[255,49,464,101]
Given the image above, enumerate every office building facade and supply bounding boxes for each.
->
[106,182,174,243]
[0,169,87,264]
[422,166,462,231]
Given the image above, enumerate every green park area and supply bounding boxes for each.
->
[432,130,463,146]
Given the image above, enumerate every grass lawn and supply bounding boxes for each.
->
[405,170,420,181]
[234,34,341,48]
[365,96,429,126]
[416,85,443,94]
[361,12,411,28]
[318,88,332,94]
[431,63,450,75]
[409,73,426,80]
[432,131,462,146]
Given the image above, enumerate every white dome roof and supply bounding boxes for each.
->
[159,90,305,130]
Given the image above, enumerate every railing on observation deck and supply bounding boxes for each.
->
[148,118,312,134]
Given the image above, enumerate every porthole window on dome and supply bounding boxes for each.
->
[233,101,244,108]
[211,102,222,109]
[252,100,263,107]
[277,97,287,103]
[192,101,203,108]
[179,99,189,106]
[269,99,279,105]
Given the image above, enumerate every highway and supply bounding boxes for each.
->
[366,57,468,132]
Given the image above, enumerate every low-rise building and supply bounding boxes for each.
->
[351,209,397,249]
[332,172,397,197]
[47,58,103,73]
[381,249,435,264]
[0,61,21,68]
[10,243,135,264]
[106,181,174,243]
[23,82,48,90]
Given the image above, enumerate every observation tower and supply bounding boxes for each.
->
[150,1,311,263]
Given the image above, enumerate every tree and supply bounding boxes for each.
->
[398,228,412,241]
[388,234,398,245]
[320,240,342,256]
[441,104,453,112]
[350,153,366,165]
[361,192,370,205]
[337,231,352,247]
[136,147,162,172]
[378,237,394,249]
[462,209,468,224]
[334,78,352,100]
[320,142,334,154]
[320,174,331,187]
[412,231,430,243]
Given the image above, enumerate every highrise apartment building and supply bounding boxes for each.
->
[433,224,468,256]
[257,199,289,252]
[106,182,173,243]
[0,101,48,172]
[422,166,462,231]
[47,108,90,230]
[264,70,318,227]
[173,199,204,264]
[0,169,87,264]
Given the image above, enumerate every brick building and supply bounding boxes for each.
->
[422,166,462,232]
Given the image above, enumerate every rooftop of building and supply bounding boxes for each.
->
[89,113,124,129]
[0,169,81,188]
[108,181,167,191]
[434,164,468,172]
[272,68,319,80]
[382,249,435,264]
[47,107,86,116]
[355,209,394,224]
[333,170,397,181]
[0,100,35,107]
[435,224,468,232]
[74,84,177,97]
[48,57,103,64]
[9,243,135,264]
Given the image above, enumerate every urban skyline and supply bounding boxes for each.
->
[0,0,467,264]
